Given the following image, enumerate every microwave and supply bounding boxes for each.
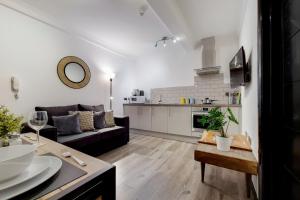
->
[130,96,146,104]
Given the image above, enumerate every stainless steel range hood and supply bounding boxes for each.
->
[194,36,221,75]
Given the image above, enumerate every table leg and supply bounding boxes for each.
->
[245,173,251,198]
[201,162,205,182]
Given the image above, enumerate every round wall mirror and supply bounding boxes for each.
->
[65,63,85,83]
[57,56,91,89]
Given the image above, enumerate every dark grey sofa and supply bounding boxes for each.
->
[22,104,129,156]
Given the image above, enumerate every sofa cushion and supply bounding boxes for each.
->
[104,111,116,127]
[79,104,104,112]
[94,111,106,129]
[57,126,124,144]
[36,104,79,125]
[58,131,99,144]
[99,126,125,133]
[52,113,81,136]
[69,111,95,131]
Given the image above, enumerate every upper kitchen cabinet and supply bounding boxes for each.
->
[167,106,192,136]
[151,106,169,133]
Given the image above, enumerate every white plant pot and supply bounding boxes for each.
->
[216,135,232,151]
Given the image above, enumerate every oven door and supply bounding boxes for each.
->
[192,112,209,132]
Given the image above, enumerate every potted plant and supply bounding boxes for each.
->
[199,107,239,151]
[0,106,23,147]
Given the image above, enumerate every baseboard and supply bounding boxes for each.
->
[130,129,199,144]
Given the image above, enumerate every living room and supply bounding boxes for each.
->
[1,0,298,200]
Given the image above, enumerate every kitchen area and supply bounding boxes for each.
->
[123,37,244,139]
[123,73,242,138]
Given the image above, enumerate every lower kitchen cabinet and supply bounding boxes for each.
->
[124,105,241,137]
[124,105,152,130]
[124,105,138,129]
[136,106,152,131]
[151,106,168,133]
[167,107,192,136]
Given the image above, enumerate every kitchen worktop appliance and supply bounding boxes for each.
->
[201,97,217,104]
[192,107,211,132]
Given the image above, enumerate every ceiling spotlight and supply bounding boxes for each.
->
[154,36,178,48]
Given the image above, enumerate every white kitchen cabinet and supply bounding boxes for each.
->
[124,105,138,129]
[151,106,169,133]
[221,107,242,135]
[124,105,152,130]
[124,105,242,138]
[136,106,152,131]
[167,106,192,136]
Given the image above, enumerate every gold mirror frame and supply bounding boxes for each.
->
[57,56,91,89]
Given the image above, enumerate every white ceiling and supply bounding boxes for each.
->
[8,0,170,57]
[175,0,247,40]
[5,0,247,58]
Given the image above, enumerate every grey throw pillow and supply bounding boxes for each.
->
[94,111,106,129]
[52,113,82,135]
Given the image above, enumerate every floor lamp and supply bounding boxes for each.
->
[109,73,115,110]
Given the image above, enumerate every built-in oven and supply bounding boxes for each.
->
[192,107,210,132]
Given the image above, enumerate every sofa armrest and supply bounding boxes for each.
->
[114,116,129,130]
[114,116,129,143]
[21,123,58,142]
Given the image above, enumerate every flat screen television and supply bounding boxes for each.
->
[229,46,251,88]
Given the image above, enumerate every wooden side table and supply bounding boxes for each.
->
[194,143,258,198]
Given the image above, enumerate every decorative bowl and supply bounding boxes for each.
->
[0,145,36,182]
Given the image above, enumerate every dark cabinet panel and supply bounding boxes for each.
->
[282,167,300,199]
[284,82,300,131]
[284,32,300,82]
[259,0,300,198]
[283,132,300,178]
[283,0,300,39]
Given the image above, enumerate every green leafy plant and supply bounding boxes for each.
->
[198,107,239,137]
[0,106,23,140]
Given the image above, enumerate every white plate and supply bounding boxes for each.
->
[0,156,62,200]
[0,156,50,191]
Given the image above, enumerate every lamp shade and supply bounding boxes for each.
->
[109,73,116,79]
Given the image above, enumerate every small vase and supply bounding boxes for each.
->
[216,135,232,151]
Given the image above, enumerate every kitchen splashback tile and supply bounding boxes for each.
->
[151,73,232,104]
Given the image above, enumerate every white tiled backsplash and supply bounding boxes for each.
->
[151,74,231,104]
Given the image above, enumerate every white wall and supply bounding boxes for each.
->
[0,5,135,117]
[239,0,259,193]
[239,0,258,160]
[133,34,239,99]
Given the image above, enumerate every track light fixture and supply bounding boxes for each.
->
[154,36,179,48]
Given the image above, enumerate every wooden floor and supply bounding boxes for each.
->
[98,133,251,200]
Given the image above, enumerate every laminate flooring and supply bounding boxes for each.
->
[98,133,252,200]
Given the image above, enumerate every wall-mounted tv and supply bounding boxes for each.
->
[229,46,251,88]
